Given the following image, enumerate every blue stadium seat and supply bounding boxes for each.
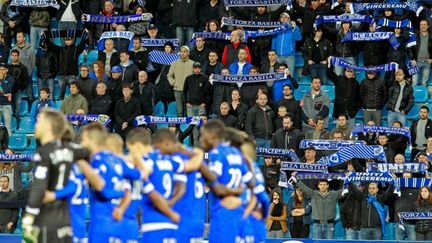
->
[53,38,62,46]
[294,85,309,100]
[183,136,191,146]
[295,55,304,68]
[53,83,60,100]
[156,123,169,128]
[382,108,388,120]
[16,117,35,134]
[165,102,177,117]
[55,100,62,110]
[429,103,432,119]
[11,117,17,131]
[321,85,335,101]
[29,137,37,150]
[355,109,363,120]
[154,101,165,117]
[8,134,27,150]
[88,50,99,64]
[19,101,29,117]
[32,83,39,99]
[413,85,428,103]
[180,124,190,131]
[406,104,420,121]
[298,75,310,84]
[355,70,365,83]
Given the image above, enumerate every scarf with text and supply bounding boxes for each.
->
[279,172,346,188]
[329,56,399,72]
[256,147,300,161]
[10,0,59,9]
[407,59,419,75]
[342,32,400,50]
[97,31,134,50]
[211,73,285,88]
[299,139,366,150]
[367,162,426,173]
[223,0,290,6]
[280,162,328,172]
[352,125,411,141]
[221,17,282,28]
[66,114,111,126]
[81,13,152,24]
[318,145,387,166]
[134,116,203,127]
[396,177,432,188]
[141,38,179,47]
[0,154,33,162]
[351,2,424,16]
[314,14,375,27]
[398,212,432,230]
[148,50,180,65]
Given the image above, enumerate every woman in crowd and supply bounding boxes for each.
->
[288,186,311,238]
[204,19,226,57]
[127,5,148,37]
[266,188,287,238]
[90,61,108,83]
[156,41,176,112]
[229,89,248,130]
[414,186,432,240]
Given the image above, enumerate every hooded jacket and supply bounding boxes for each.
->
[328,69,361,119]
[360,75,387,110]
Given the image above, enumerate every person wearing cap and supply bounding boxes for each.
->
[410,105,432,161]
[272,12,302,75]
[144,24,165,52]
[106,65,124,106]
[98,39,120,77]
[190,36,209,66]
[301,28,333,84]
[183,62,211,117]
[0,63,14,135]
[387,69,414,126]
[360,70,387,126]
[167,45,194,116]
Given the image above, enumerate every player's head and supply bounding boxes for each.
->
[80,122,108,153]
[223,127,245,148]
[35,108,68,143]
[239,132,257,162]
[200,119,226,151]
[61,126,76,142]
[105,133,124,155]
[153,128,177,154]
[126,127,152,155]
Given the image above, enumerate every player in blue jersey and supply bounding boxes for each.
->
[200,120,254,243]
[126,128,204,243]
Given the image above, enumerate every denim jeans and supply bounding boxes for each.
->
[360,227,382,240]
[0,105,12,135]
[335,57,356,76]
[345,228,361,240]
[309,64,328,84]
[388,110,406,127]
[278,55,296,76]
[312,223,334,239]
[13,90,22,118]
[267,230,284,238]
[30,26,47,51]
[175,27,194,46]
[173,91,184,117]
[58,21,77,31]
[363,109,383,126]
[395,223,416,241]
[59,75,76,99]
[413,60,431,86]
[38,78,54,99]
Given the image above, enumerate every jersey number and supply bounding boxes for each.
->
[227,168,242,188]
[194,173,204,199]
[162,173,172,198]
[55,164,67,190]
[71,178,88,205]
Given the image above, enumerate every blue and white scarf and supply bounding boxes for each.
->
[190,32,231,44]
[396,177,432,188]
[10,0,60,9]
[407,60,419,75]
[344,172,396,186]
[318,145,387,166]
[367,163,426,173]
[223,0,290,6]
[352,125,411,140]
[329,56,399,72]
[351,2,424,16]
[97,31,134,50]
[342,32,400,50]
[376,18,417,47]
[221,17,282,28]
[245,24,293,40]
[148,50,180,65]
[398,212,432,230]
[66,114,111,126]
[81,13,152,24]
[314,13,375,27]
[299,139,366,150]
[295,172,345,180]
[0,154,33,162]
[134,116,203,127]
[141,38,179,47]
[280,162,328,172]
[211,73,285,87]
[256,147,300,161]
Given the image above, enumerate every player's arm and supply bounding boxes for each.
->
[243,193,257,219]
[76,159,105,192]
[113,190,131,221]
[168,174,187,206]
[43,179,77,203]
[199,163,243,197]
[243,157,256,190]
[144,181,180,223]
[182,148,204,172]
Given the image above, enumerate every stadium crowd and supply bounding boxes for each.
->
[0,0,432,242]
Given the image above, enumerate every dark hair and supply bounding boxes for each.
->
[70,81,80,90]
[378,133,388,137]
[126,127,152,146]
[416,186,432,205]
[153,128,177,144]
[39,87,50,94]
[133,36,142,42]
[338,114,349,120]
[119,50,130,56]
[420,105,430,113]
[332,129,344,137]
[202,119,225,139]
[311,77,321,83]
[205,19,221,32]
[223,127,245,148]
[315,115,324,122]
[122,83,133,90]
[208,50,219,56]
[250,66,259,73]
[10,49,19,56]
[0,175,9,182]
[278,63,288,69]
[318,179,329,185]
[283,114,293,121]
[268,49,277,55]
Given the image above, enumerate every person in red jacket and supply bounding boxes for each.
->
[221,30,251,66]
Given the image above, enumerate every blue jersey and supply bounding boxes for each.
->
[251,163,270,243]
[172,152,205,241]
[54,164,88,241]
[141,150,184,232]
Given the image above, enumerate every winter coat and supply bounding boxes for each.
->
[60,94,88,114]
[36,51,58,79]
[277,96,302,130]
[89,94,112,115]
[0,1,25,38]
[183,73,212,105]
[387,81,414,114]
[47,37,87,76]
[301,91,331,128]
[133,82,159,115]
[120,61,139,83]
[245,104,275,139]
[0,75,15,105]
[415,200,432,234]
[328,69,361,119]
[272,26,302,57]
[301,37,333,75]
[172,0,198,27]
[130,47,149,71]
[271,127,304,152]
[8,63,29,92]
[360,76,387,110]
[76,76,98,103]
[98,50,120,74]
[114,97,141,137]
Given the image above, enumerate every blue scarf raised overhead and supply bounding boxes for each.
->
[396,177,432,188]
[221,17,282,28]
[0,154,33,162]
[342,32,400,50]
[81,13,152,24]
[148,50,180,65]
[97,31,134,50]
[351,2,424,16]
[367,162,426,173]
[211,72,285,84]
[134,116,203,127]
[329,56,399,72]
[352,125,411,141]
[376,18,417,48]
[223,0,290,6]
[314,13,375,27]
[280,162,328,172]
[10,0,60,9]
[66,114,111,126]
[299,139,366,150]
[256,147,300,161]
[318,145,387,166]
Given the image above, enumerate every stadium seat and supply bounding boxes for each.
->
[53,38,62,46]
[406,104,420,121]
[8,134,27,150]
[55,100,63,110]
[53,83,60,100]
[29,137,37,150]
[19,101,29,117]
[355,109,363,120]
[321,85,335,101]
[428,103,432,119]
[413,85,428,103]
[11,117,17,131]
[293,85,309,100]
[156,123,169,128]
[16,117,35,134]
[183,136,191,146]
[32,83,39,99]
[165,102,177,117]
[154,101,165,117]
[295,55,304,68]
[88,50,99,64]
[180,124,190,131]
[329,103,334,118]
[298,75,310,84]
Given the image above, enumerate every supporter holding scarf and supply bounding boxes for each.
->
[413,186,432,240]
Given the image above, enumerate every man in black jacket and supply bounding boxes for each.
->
[217,102,238,128]
[0,0,25,61]
[114,83,141,139]
[377,133,396,163]
[133,71,158,116]
[36,42,58,98]
[0,175,19,233]
[98,39,120,77]
[183,62,212,116]
[130,37,149,72]
[387,69,414,126]
[245,92,275,148]
[341,183,362,240]
[89,83,112,116]
[8,50,29,120]
[271,115,303,154]
[190,36,210,65]
[277,84,301,129]
[106,66,124,107]
[119,50,139,83]
[172,0,198,45]
[77,64,98,103]
[410,105,432,160]
[360,71,387,126]
[394,179,418,241]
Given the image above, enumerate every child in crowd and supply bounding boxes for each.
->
[29,87,55,123]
